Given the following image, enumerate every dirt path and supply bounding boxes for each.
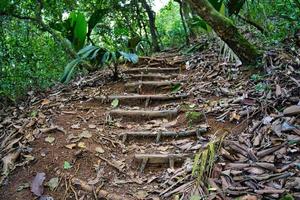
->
[0,54,206,199]
[1,50,299,200]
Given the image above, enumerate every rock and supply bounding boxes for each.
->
[283,105,300,116]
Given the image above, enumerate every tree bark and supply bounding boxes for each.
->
[186,0,261,64]
[141,0,160,52]
[175,0,189,45]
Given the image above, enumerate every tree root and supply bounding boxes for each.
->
[71,177,132,200]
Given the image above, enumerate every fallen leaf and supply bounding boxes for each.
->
[65,144,77,149]
[39,196,54,200]
[88,124,96,129]
[79,130,92,138]
[63,161,72,169]
[41,99,50,106]
[31,172,46,196]
[95,146,105,154]
[111,99,119,108]
[45,136,55,144]
[134,190,148,199]
[283,105,300,116]
[71,123,81,129]
[46,177,59,191]
[78,142,86,149]
[17,182,30,191]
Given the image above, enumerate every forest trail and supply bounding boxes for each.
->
[1,49,299,200]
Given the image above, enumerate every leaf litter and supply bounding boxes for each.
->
[0,44,299,199]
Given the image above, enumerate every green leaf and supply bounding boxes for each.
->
[119,51,139,63]
[190,195,201,200]
[111,98,119,108]
[72,12,88,50]
[171,83,182,93]
[280,194,294,200]
[63,161,72,169]
[77,45,97,56]
[60,58,81,83]
[209,0,224,11]
[46,177,59,191]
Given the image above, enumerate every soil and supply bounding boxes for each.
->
[1,51,298,200]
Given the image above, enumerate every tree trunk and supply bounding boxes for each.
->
[186,0,261,64]
[175,0,189,45]
[141,0,160,52]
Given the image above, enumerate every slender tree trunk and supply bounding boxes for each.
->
[141,0,160,52]
[175,0,189,45]
[186,0,261,64]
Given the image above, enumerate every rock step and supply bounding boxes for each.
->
[127,73,178,80]
[120,128,208,143]
[109,108,179,119]
[125,81,181,88]
[123,67,180,74]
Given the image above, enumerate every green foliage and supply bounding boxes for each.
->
[185,111,202,126]
[0,20,67,102]
[192,134,226,181]
[255,82,270,93]
[66,12,88,51]
[61,45,138,83]
[156,1,186,47]
[280,194,294,200]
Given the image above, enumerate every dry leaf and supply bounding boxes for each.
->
[65,144,77,149]
[45,136,55,144]
[78,142,86,149]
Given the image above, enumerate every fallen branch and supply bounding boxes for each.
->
[71,178,131,200]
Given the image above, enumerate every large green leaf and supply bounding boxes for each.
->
[73,13,87,51]
[77,45,98,59]
[209,0,224,11]
[119,51,139,63]
[60,58,81,83]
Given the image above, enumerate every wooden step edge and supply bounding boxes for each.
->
[109,108,179,119]
[125,81,182,87]
[123,67,180,74]
[120,127,208,143]
[93,93,188,102]
[127,74,179,79]
[134,153,193,172]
